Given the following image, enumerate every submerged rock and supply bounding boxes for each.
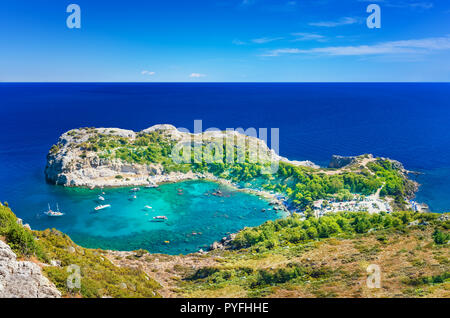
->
[208,233,237,251]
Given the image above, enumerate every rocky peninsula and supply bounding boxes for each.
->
[45,124,317,188]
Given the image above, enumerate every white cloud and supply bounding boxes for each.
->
[402,2,433,9]
[358,0,433,10]
[291,32,326,42]
[263,36,450,56]
[232,39,246,45]
[240,0,257,6]
[309,17,361,27]
[189,73,207,78]
[141,70,155,75]
[262,48,303,56]
[251,37,284,44]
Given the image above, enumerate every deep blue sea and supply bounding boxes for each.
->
[0,83,449,253]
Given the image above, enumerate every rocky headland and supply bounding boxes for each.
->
[45,124,318,188]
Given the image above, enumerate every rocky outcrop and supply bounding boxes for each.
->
[209,233,237,251]
[380,157,404,171]
[45,124,318,188]
[328,155,358,169]
[45,126,175,187]
[0,240,61,298]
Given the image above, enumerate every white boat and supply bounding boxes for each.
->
[45,203,64,217]
[130,187,140,192]
[144,205,153,209]
[145,183,158,188]
[98,195,105,201]
[94,204,111,211]
[150,216,167,222]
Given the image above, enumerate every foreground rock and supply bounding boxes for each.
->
[0,241,61,298]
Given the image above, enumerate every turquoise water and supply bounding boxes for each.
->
[1,83,449,254]
[24,180,281,254]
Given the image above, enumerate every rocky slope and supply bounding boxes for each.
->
[0,240,61,298]
[45,124,318,188]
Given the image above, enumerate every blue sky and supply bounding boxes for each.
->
[0,0,449,82]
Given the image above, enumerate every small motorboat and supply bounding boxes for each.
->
[44,203,64,217]
[144,205,153,209]
[145,183,158,188]
[98,195,105,201]
[130,187,140,192]
[150,215,167,222]
[94,204,111,211]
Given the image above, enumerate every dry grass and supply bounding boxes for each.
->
[266,227,449,298]
[107,226,449,298]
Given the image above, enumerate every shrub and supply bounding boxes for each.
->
[6,224,42,257]
[433,229,450,245]
[231,211,432,250]
[0,205,46,260]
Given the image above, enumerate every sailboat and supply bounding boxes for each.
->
[45,203,64,217]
